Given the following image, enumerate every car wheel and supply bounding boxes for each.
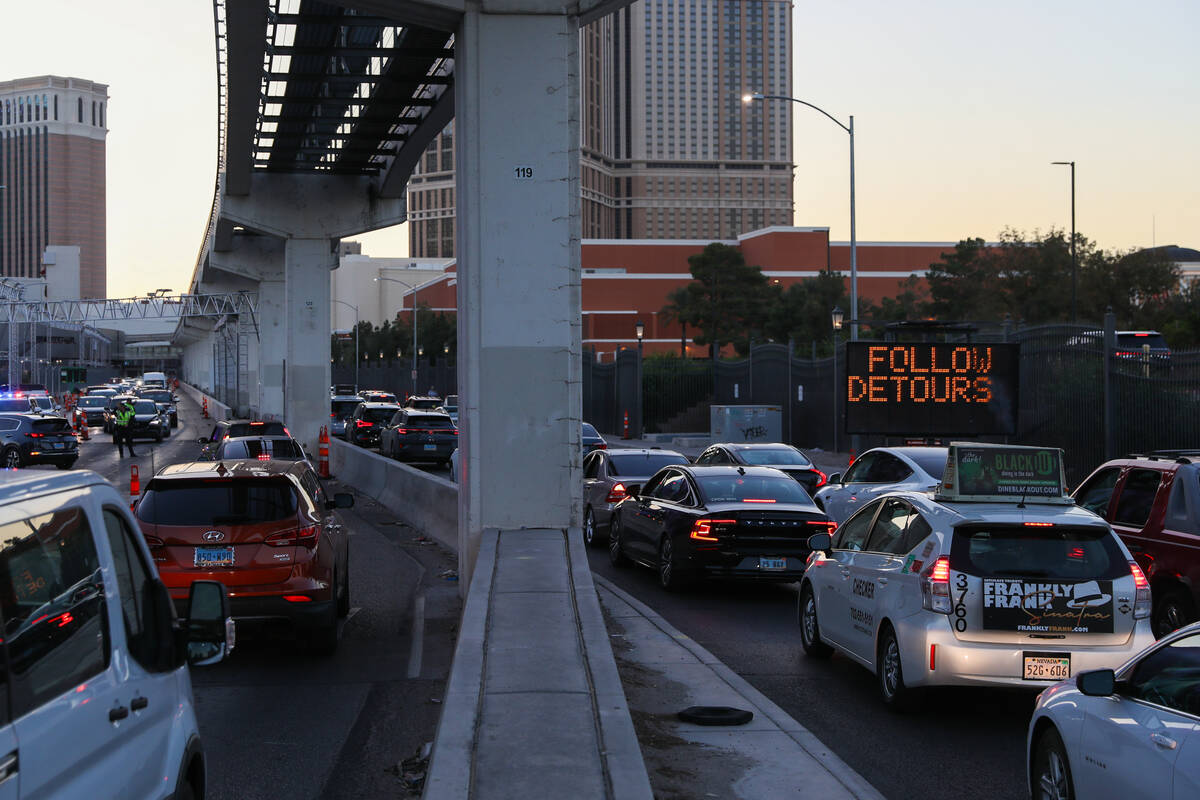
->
[583,507,601,548]
[155,431,163,443]
[658,535,688,592]
[877,625,921,712]
[56,460,77,471]
[1032,727,1075,800]
[608,515,630,567]
[1152,588,1195,639]
[175,778,198,800]
[337,563,350,618]
[798,583,833,658]
[1,448,21,469]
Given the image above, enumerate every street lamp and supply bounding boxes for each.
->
[332,300,359,391]
[375,276,419,392]
[1051,161,1077,322]
[745,92,858,341]
[635,320,645,437]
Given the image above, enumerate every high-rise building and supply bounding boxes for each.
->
[0,76,108,298]
[407,0,792,257]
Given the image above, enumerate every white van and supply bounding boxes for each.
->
[141,371,168,389]
[0,470,233,798]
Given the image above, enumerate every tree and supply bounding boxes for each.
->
[659,243,772,358]
[762,271,849,347]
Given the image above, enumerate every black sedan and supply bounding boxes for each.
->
[608,465,835,591]
[380,409,457,464]
[582,448,689,548]
[346,402,402,447]
[695,443,827,496]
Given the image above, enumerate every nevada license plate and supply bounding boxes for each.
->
[759,557,787,571]
[1023,653,1070,680]
[424,444,438,451]
[50,442,63,449]
[194,546,236,569]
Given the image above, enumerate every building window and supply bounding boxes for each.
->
[53,95,58,121]
[99,103,104,128]
[92,101,96,126]
[78,97,83,122]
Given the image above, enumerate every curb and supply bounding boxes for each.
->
[594,575,887,800]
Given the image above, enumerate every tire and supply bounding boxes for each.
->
[56,460,77,471]
[175,778,197,800]
[1,448,21,469]
[155,431,163,443]
[1152,588,1195,639]
[608,515,631,567]
[336,562,350,618]
[877,624,921,712]
[583,507,602,548]
[658,535,688,591]
[1032,727,1075,800]
[798,583,833,658]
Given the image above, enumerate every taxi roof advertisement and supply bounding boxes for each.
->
[843,342,1019,435]
[939,443,1070,503]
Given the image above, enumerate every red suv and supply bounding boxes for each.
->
[1073,451,1200,638]
[134,459,353,652]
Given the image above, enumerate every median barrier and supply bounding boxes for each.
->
[177,382,231,421]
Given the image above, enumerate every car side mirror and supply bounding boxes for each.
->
[185,580,235,666]
[327,492,354,510]
[1076,668,1116,697]
[828,472,843,485]
[807,532,833,553]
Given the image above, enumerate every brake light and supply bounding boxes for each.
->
[265,524,320,547]
[257,454,271,461]
[690,519,735,542]
[595,443,607,450]
[1135,333,1149,337]
[330,412,336,418]
[743,498,777,504]
[1130,561,1151,619]
[25,432,43,438]
[1023,521,1054,527]
[282,595,312,603]
[922,556,952,614]
[1067,546,1085,560]
[813,469,828,488]
[283,427,291,437]
[356,420,374,428]
[606,483,627,503]
[250,422,264,427]
[394,427,408,435]
[807,520,837,532]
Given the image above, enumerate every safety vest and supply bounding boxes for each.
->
[116,406,135,427]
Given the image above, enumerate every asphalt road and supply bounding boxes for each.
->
[588,547,1035,800]
[69,395,460,799]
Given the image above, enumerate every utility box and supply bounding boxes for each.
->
[710,405,783,443]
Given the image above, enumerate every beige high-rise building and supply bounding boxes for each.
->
[0,76,108,298]
[408,0,793,258]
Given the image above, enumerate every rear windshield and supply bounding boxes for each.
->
[140,391,172,403]
[732,446,811,467]
[1117,333,1169,350]
[227,421,287,437]
[219,440,305,460]
[907,450,949,479]
[406,415,455,429]
[951,524,1128,580]
[364,393,397,403]
[696,474,813,505]
[132,401,158,414]
[136,478,298,526]
[362,406,399,423]
[582,423,601,439]
[0,399,28,412]
[331,400,361,418]
[407,399,440,409]
[32,419,71,433]
[609,452,688,476]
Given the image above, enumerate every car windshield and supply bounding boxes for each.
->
[136,478,298,525]
[0,399,28,412]
[363,406,400,423]
[219,439,305,460]
[696,474,813,505]
[331,400,361,418]
[406,415,455,429]
[227,421,287,437]
[132,401,158,414]
[906,449,949,479]
[732,446,811,467]
[29,397,53,410]
[609,452,688,476]
[141,391,172,402]
[951,524,1127,580]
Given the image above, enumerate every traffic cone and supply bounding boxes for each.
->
[318,426,331,479]
[129,465,140,511]
[848,447,856,466]
[80,413,89,441]
[202,397,209,419]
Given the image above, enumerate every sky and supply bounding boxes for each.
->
[3,0,1197,299]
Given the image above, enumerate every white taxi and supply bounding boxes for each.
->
[798,443,1156,710]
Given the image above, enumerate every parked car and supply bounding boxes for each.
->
[582,422,607,455]
[402,395,443,411]
[329,395,363,438]
[346,402,402,447]
[210,435,309,463]
[0,469,233,800]
[814,446,948,522]
[607,464,835,590]
[134,459,352,652]
[696,443,827,496]
[0,413,79,469]
[197,419,291,460]
[379,408,458,464]
[1027,621,1200,800]
[1074,451,1200,637]
[582,448,690,547]
[137,387,179,428]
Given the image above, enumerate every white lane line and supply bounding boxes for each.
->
[406,592,426,679]
[346,606,363,624]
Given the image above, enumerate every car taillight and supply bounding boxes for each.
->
[394,427,408,435]
[690,518,735,542]
[807,520,837,533]
[595,443,607,450]
[25,432,43,438]
[922,555,952,614]
[356,420,374,428]
[1130,561,1151,619]
[606,483,627,503]
[266,524,320,547]
[813,469,828,488]
[283,595,312,603]
[257,454,271,461]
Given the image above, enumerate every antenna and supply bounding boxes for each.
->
[1017,487,1027,510]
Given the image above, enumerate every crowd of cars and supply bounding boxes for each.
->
[331,386,460,469]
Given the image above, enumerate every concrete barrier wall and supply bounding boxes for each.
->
[329,438,458,552]
[177,382,232,422]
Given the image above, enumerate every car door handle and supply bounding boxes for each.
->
[131,696,149,712]
[0,750,16,784]
[109,706,129,722]
[1150,733,1177,750]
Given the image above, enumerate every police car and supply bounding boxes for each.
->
[797,443,1156,710]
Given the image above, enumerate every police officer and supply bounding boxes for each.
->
[114,398,138,457]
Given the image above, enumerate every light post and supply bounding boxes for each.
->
[746,92,858,341]
[831,307,843,453]
[1051,161,1077,322]
[375,276,419,393]
[635,320,645,438]
[332,300,359,391]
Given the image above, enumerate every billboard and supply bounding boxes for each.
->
[843,342,1019,435]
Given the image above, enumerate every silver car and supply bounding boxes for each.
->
[581,448,689,547]
[814,446,947,522]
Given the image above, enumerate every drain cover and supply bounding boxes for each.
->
[676,706,754,726]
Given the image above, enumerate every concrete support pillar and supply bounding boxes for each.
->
[456,9,582,585]
[283,238,336,454]
[257,277,286,421]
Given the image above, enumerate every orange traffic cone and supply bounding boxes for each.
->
[318,426,331,479]
[129,465,140,511]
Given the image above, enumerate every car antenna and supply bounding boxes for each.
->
[1017,487,1027,510]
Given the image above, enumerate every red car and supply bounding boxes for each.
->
[134,459,353,652]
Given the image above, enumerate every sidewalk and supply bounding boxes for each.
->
[596,577,885,800]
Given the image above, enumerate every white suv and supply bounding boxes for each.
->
[0,470,233,799]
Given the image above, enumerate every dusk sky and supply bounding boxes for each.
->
[3,0,1197,299]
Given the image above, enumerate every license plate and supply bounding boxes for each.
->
[424,444,438,451]
[194,546,236,569]
[759,557,787,571]
[50,442,63,450]
[1023,653,1070,680]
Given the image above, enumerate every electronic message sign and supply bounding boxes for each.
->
[843,342,1019,436]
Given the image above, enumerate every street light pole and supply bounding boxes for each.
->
[635,320,645,438]
[831,307,843,453]
[746,93,858,341]
[332,300,359,391]
[1052,161,1077,322]
[375,276,419,394]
